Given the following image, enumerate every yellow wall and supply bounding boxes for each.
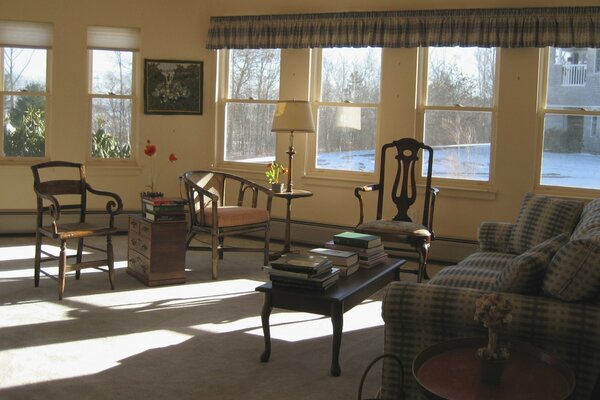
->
[1,0,598,241]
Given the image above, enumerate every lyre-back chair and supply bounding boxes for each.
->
[31,161,123,299]
[354,138,440,282]
[184,170,273,280]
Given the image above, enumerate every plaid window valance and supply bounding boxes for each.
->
[207,7,600,49]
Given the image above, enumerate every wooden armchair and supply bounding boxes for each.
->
[354,138,439,282]
[31,161,123,299]
[184,170,273,280]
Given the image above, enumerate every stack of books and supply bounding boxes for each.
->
[325,231,388,268]
[308,247,359,277]
[143,197,187,222]
[266,253,340,291]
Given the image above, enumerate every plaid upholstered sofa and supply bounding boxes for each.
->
[381,194,600,399]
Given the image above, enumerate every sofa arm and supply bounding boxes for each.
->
[477,221,514,252]
[380,282,600,400]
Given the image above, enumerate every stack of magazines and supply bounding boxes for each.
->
[265,253,339,291]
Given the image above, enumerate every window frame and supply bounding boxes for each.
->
[535,47,600,196]
[87,48,137,164]
[0,46,51,162]
[416,46,500,189]
[306,47,382,181]
[216,48,281,171]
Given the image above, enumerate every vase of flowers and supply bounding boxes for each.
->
[474,293,513,384]
[141,139,177,210]
[265,161,288,193]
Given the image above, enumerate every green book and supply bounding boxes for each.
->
[333,231,382,249]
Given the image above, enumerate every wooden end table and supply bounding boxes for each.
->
[256,258,405,376]
[413,337,576,400]
[270,189,313,259]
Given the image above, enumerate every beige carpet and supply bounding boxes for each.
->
[0,234,434,400]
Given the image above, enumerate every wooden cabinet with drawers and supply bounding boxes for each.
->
[127,215,186,286]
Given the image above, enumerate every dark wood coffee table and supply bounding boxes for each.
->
[256,258,405,376]
[413,337,576,400]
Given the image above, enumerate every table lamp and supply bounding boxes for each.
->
[271,100,315,192]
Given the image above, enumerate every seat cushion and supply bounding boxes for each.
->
[202,206,269,228]
[494,232,569,295]
[357,219,430,238]
[541,234,600,302]
[428,252,514,291]
[507,193,583,255]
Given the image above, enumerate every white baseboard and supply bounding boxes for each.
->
[0,212,477,264]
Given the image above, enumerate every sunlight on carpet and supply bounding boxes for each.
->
[0,330,192,389]
[0,244,91,262]
[193,299,384,342]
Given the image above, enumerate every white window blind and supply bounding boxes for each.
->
[0,20,53,48]
[87,26,140,51]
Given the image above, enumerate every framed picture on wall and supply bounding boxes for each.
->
[144,59,203,115]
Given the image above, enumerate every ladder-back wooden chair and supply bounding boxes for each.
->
[31,161,123,299]
[354,138,440,282]
[184,170,273,280]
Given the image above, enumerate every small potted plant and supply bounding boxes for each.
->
[265,161,288,193]
[474,293,513,384]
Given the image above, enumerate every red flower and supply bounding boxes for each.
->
[168,153,178,162]
[144,140,157,157]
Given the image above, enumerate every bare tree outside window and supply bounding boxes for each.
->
[423,47,496,181]
[315,47,381,173]
[224,49,280,162]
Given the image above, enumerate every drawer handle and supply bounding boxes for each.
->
[141,244,148,251]
[142,226,149,233]
[131,239,138,246]
[131,221,138,228]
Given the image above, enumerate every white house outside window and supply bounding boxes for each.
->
[539,47,600,190]
[0,21,51,159]
[221,49,280,163]
[88,26,139,160]
[311,47,381,173]
[419,47,497,182]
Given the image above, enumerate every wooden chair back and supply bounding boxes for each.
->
[376,138,434,227]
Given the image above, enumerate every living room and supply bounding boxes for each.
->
[1,0,599,399]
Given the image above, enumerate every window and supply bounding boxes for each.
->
[419,47,497,182]
[0,21,51,159]
[312,47,381,173]
[221,49,280,163]
[540,47,600,190]
[88,26,139,160]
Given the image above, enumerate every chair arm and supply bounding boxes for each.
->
[477,221,514,252]
[381,282,600,400]
[354,183,380,226]
[33,187,62,230]
[86,184,123,216]
[184,178,220,226]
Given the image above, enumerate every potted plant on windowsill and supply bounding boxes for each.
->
[265,161,288,193]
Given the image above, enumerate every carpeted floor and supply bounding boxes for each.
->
[0,234,438,400]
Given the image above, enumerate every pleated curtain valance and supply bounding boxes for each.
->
[207,7,600,49]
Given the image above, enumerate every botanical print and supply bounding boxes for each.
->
[144,59,203,114]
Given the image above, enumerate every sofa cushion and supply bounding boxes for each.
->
[494,233,569,295]
[572,198,600,240]
[428,252,513,291]
[507,193,583,255]
[541,234,600,302]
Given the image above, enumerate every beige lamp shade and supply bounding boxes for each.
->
[335,106,362,131]
[271,100,315,133]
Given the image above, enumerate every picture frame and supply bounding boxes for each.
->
[144,59,203,115]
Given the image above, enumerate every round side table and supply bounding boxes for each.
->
[413,337,575,400]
